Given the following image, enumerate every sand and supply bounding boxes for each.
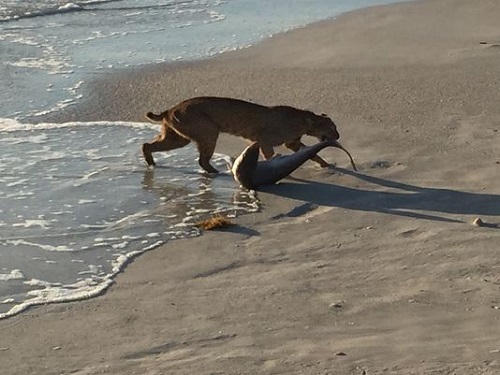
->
[2,0,500,374]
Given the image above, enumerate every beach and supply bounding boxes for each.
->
[2,0,500,373]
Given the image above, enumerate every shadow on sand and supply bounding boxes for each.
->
[260,168,500,226]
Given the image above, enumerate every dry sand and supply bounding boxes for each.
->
[2,0,500,374]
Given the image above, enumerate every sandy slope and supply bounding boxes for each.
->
[2,0,500,374]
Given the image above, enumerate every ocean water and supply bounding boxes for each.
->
[0,0,408,318]
[0,119,258,318]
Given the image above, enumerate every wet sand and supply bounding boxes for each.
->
[2,0,500,374]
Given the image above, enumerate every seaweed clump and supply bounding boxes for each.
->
[195,215,234,231]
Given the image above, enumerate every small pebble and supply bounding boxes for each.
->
[52,346,61,351]
[335,351,347,356]
[330,301,344,308]
[473,217,484,227]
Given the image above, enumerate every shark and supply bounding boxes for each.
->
[231,139,357,190]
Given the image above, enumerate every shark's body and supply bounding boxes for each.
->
[232,140,356,190]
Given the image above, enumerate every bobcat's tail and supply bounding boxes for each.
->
[145,112,164,122]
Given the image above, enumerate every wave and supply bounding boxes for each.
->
[0,1,129,22]
[0,117,157,132]
[0,0,219,23]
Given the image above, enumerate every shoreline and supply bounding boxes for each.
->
[35,1,421,125]
[2,0,500,374]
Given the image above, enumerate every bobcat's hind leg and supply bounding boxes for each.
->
[142,127,190,166]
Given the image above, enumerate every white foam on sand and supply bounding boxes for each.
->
[0,270,25,281]
[0,240,163,320]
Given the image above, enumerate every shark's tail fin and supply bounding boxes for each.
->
[330,140,357,171]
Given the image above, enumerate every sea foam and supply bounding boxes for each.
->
[0,118,259,319]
